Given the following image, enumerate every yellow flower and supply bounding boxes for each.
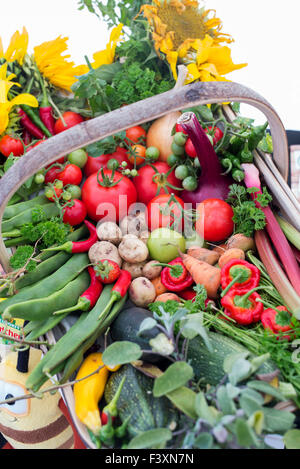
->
[33,36,88,91]
[140,0,247,82]
[91,24,124,69]
[0,63,38,135]
[0,27,29,65]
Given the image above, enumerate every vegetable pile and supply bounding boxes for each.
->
[0,0,300,451]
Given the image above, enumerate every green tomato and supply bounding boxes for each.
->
[182,176,198,191]
[67,149,88,168]
[34,173,45,185]
[107,158,119,170]
[167,154,181,167]
[147,228,186,263]
[146,146,160,161]
[173,132,187,147]
[171,142,185,156]
[175,165,189,181]
[67,185,82,199]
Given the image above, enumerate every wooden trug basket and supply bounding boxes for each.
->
[0,81,299,449]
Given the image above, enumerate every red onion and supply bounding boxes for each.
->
[178,112,232,207]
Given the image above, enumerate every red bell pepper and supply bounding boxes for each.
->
[221,259,260,297]
[221,287,264,325]
[158,258,194,293]
[261,306,294,341]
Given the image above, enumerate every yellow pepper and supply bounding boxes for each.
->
[74,353,109,435]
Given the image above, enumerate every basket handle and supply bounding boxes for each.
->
[0,80,291,271]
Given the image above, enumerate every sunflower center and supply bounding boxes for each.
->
[157,4,207,49]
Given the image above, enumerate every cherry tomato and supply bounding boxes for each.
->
[45,187,63,202]
[84,147,132,178]
[125,126,147,145]
[205,126,224,146]
[147,194,185,232]
[57,164,83,186]
[185,138,197,158]
[195,198,234,243]
[54,111,84,134]
[45,166,61,184]
[0,135,24,157]
[134,162,182,206]
[128,144,146,166]
[63,199,87,226]
[81,169,137,222]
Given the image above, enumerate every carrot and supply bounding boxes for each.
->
[219,248,245,269]
[187,247,220,265]
[151,276,168,297]
[226,234,255,252]
[212,244,227,256]
[155,293,182,303]
[178,251,221,299]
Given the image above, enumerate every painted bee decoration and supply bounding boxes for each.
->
[0,346,81,449]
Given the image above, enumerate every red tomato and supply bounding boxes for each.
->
[63,199,87,226]
[84,147,132,178]
[195,199,234,243]
[57,164,83,186]
[45,187,63,202]
[127,144,146,166]
[54,112,84,134]
[147,194,185,232]
[185,138,197,158]
[45,166,61,184]
[81,169,137,222]
[134,162,182,206]
[0,135,24,157]
[125,126,147,145]
[175,123,187,135]
[205,126,224,146]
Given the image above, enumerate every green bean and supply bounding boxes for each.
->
[23,320,44,335]
[0,253,90,314]
[4,195,50,220]
[2,203,60,233]
[43,290,127,376]
[15,251,71,291]
[7,193,23,206]
[25,310,74,342]
[3,270,90,322]
[26,312,89,392]
[5,237,27,248]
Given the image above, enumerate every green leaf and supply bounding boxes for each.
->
[102,341,142,368]
[181,314,212,352]
[216,386,236,415]
[239,392,264,418]
[246,380,286,401]
[223,352,250,374]
[194,433,214,449]
[283,430,300,449]
[195,392,217,426]
[153,362,194,397]
[263,408,295,433]
[228,358,252,385]
[138,318,158,336]
[127,428,172,450]
[166,386,197,420]
[235,419,259,448]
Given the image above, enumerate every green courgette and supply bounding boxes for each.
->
[110,305,163,363]
[187,331,278,386]
[104,365,178,438]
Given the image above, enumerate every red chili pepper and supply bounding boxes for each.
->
[261,306,294,341]
[23,129,31,146]
[221,287,264,325]
[18,109,45,140]
[39,80,55,135]
[43,220,98,253]
[221,259,261,297]
[98,270,132,320]
[159,258,194,293]
[53,266,103,316]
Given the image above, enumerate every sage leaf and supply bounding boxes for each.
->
[138,318,158,336]
[263,408,295,433]
[153,362,194,397]
[166,386,197,419]
[102,341,142,368]
[194,433,214,450]
[223,352,250,374]
[127,428,172,449]
[235,419,259,448]
[216,386,236,415]
[246,380,286,401]
[181,314,212,352]
[229,358,252,385]
[283,430,300,449]
[195,392,216,426]
[264,434,285,450]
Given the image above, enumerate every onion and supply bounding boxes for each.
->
[146,111,181,163]
[178,112,232,207]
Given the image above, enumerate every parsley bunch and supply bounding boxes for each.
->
[9,246,36,272]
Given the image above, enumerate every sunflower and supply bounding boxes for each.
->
[33,36,88,91]
[0,27,29,65]
[91,24,124,69]
[0,63,38,135]
[139,0,247,82]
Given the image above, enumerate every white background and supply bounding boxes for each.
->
[1,0,299,130]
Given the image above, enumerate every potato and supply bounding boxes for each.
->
[155,293,182,303]
[143,260,162,280]
[226,234,255,252]
[140,230,150,245]
[89,241,122,267]
[96,221,122,245]
[118,236,149,264]
[120,211,148,237]
[129,277,156,307]
[218,248,245,269]
[122,261,147,279]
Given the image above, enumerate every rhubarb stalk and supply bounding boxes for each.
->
[255,229,300,319]
[242,163,300,296]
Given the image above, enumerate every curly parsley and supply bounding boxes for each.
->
[9,246,36,272]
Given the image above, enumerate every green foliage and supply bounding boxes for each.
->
[9,245,36,272]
